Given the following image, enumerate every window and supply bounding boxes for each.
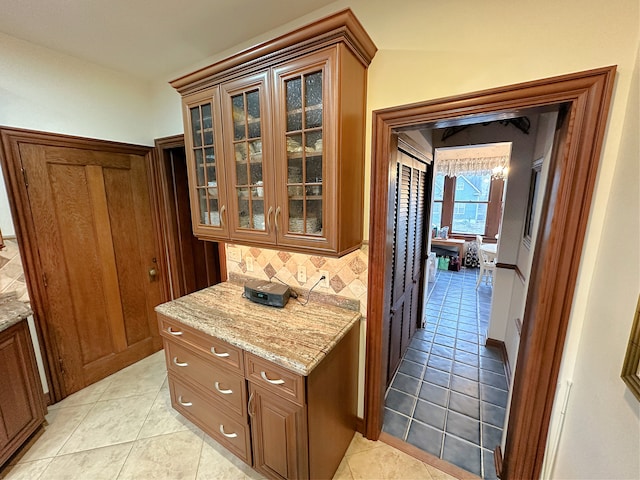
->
[432,173,504,238]
[431,173,445,231]
[452,174,491,235]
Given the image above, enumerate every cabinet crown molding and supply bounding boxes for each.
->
[170,8,377,94]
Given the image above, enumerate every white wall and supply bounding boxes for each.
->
[0,33,154,145]
[549,45,640,480]
[0,31,156,233]
[491,112,556,362]
[0,168,13,235]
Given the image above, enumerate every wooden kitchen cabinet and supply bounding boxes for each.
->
[172,9,376,257]
[184,89,229,238]
[0,319,46,466]
[158,309,359,480]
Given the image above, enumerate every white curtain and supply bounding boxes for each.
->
[434,143,511,177]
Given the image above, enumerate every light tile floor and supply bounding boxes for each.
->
[382,267,507,479]
[1,350,459,480]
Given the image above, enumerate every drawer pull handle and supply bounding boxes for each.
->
[260,371,285,385]
[219,425,238,438]
[173,357,188,367]
[214,382,233,395]
[167,327,183,336]
[211,347,230,357]
[248,392,255,417]
[178,395,192,407]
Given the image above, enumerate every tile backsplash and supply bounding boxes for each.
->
[0,238,30,302]
[225,243,368,317]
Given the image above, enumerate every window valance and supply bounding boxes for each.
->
[435,142,511,178]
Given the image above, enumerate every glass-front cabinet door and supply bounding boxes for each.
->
[183,89,229,238]
[221,72,275,243]
[273,49,336,251]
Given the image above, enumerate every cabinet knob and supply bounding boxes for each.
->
[167,327,183,336]
[260,371,285,385]
[148,268,158,281]
[177,395,192,407]
[214,381,233,395]
[219,425,238,438]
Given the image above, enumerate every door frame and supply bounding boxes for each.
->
[0,127,170,403]
[152,134,227,299]
[364,66,616,479]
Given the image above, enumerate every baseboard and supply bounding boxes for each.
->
[494,445,504,479]
[355,416,364,435]
[485,338,511,384]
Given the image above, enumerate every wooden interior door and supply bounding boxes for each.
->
[408,154,429,342]
[19,142,163,396]
[155,137,224,298]
[387,145,429,386]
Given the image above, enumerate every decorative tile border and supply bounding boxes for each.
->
[0,238,29,303]
[225,244,369,317]
[228,272,361,312]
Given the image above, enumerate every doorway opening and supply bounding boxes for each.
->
[153,135,226,300]
[364,67,616,480]
[380,115,556,477]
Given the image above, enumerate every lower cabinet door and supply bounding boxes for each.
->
[0,321,45,466]
[249,384,308,480]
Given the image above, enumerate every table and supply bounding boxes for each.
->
[431,238,466,262]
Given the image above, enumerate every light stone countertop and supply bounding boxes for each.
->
[155,282,361,376]
[0,292,32,333]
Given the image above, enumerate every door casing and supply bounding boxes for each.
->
[364,66,616,479]
[153,134,227,299]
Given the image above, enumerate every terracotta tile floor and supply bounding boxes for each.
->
[2,350,459,480]
[383,267,507,478]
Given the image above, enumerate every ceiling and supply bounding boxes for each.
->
[0,0,339,81]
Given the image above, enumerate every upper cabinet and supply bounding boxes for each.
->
[171,9,376,257]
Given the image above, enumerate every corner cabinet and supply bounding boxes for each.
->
[173,9,376,257]
[0,319,46,466]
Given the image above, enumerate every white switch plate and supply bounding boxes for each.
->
[245,256,254,272]
[228,246,241,263]
[297,265,307,284]
[319,270,330,288]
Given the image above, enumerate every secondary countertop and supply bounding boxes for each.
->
[0,292,32,333]
[155,282,361,375]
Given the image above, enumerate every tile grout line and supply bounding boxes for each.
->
[384,267,506,478]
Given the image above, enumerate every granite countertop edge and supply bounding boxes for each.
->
[0,293,33,333]
[156,283,361,376]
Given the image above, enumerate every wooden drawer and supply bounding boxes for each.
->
[169,374,251,465]
[159,313,243,373]
[164,339,247,418]
[245,352,305,406]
